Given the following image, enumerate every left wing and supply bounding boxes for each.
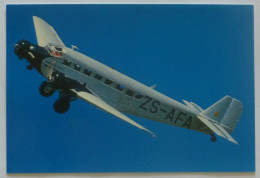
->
[33,16,65,47]
[71,89,156,137]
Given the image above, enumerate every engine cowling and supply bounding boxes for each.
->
[14,40,51,73]
[14,40,31,59]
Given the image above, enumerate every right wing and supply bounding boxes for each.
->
[33,16,65,47]
[71,89,156,137]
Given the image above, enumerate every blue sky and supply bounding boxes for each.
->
[7,5,254,173]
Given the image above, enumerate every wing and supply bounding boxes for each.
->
[71,89,156,137]
[33,16,65,47]
[196,115,238,144]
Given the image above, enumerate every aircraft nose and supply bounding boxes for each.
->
[14,40,31,59]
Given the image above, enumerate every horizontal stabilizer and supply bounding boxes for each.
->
[197,115,238,144]
[71,89,156,137]
[183,100,204,112]
[202,95,243,133]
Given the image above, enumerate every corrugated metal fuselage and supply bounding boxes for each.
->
[41,47,210,134]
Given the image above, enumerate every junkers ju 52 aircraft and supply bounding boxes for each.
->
[14,16,243,144]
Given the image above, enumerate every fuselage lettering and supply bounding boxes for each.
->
[149,100,160,113]
[164,109,193,128]
[182,116,192,129]
[175,111,186,124]
[164,108,176,121]
[139,96,152,110]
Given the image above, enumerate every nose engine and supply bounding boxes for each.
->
[14,40,31,59]
[14,40,75,114]
[14,40,50,72]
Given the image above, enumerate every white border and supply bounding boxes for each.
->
[1,0,257,177]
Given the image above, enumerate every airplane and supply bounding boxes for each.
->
[14,16,243,144]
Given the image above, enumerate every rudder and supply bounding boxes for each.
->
[202,95,243,134]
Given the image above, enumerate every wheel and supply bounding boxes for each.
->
[211,135,217,142]
[53,97,70,113]
[26,65,33,70]
[39,81,56,97]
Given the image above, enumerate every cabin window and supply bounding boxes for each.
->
[116,84,125,91]
[126,89,134,97]
[74,64,80,71]
[94,74,102,80]
[83,68,92,76]
[63,59,71,66]
[104,79,113,85]
[135,93,144,99]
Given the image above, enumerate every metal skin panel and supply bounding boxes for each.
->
[220,98,243,133]
[22,16,243,143]
[40,48,207,134]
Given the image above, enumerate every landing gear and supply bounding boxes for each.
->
[39,81,56,97]
[39,73,78,113]
[53,95,71,113]
[210,134,217,142]
[26,64,33,70]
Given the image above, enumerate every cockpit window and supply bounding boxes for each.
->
[46,43,63,57]
[55,47,62,51]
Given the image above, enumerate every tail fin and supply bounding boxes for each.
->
[202,95,243,133]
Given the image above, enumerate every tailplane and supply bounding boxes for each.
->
[196,95,243,144]
[202,95,243,134]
